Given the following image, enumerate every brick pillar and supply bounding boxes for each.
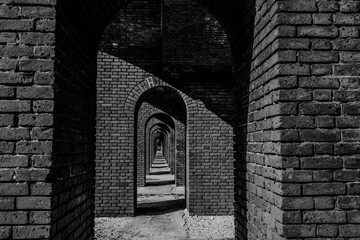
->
[0,1,56,239]
[244,0,360,238]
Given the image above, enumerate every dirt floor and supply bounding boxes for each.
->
[95,153,234,239]
[95,211,234,240]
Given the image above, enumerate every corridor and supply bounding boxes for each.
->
[137,150,185,212]
[95,151,234,239]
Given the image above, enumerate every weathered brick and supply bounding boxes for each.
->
[349,183,360,194]
[0,141,14,153]
[0,86,14,98]
[340,78,360,90]
[0,227,11,239]
[0,72,33,85]
[340,225,360,237]
[315,116,334,127]
[338,196,360,209]
[0,59,18,70]
[282,224,316,237]
[29,211,51,224]
[303,183,346,195]
[14,168,50,182]
[0,6,19,18]
[333,39,360,50]
[334,170,360,182]
[303,211,346,223]
[275,13,312,25]
[299,129,340,142]
[13,0,56,5]
[314,197,335,209]
[30,182,53,195]
[312,39,332,50]
[272,116,315,129]
[299,103,340,115]
[281,170,312,182]
[334,13,360,25]
[317,224,338,237]
[313,170,332,182]
[299,77,339,88]
[31,127,53,140]
[0,19,33,31]
[276,38,310,50]
[0,183,28,196]
[15,141,52,154]
[36,19,55,31]
[18,114,53,126]
[341,52,360,63]
[32,155,52,168]
[277,197,314,210]
[19,6,56,19]
[340,0,360,12]
[19,59,54,72]
[298,26,338,37]
[278,0,317,12]
[17,86,54,99]
[33,100,54,112]
[34,72,54,85]
[0,45,33,58]
[0,32,17,43]
[317,0,339,12]
[281,143,314,156]
[13,225,50,239]
[0,212,28,225]
[337,116,360,128]
[344,157,360,169]
[314,143,333,154]
[299,51,338,63]
[0,100,31,112]
[0,197,15,210]
[301,156,342,169]
[335,64,360,76]
[34,46,54,58]
[335,143,360,155]
[313,13,332,25]
[19,32,55,45]
[340,26,359,38]
[0,155,28,167]
[0,128,29,140]
[344,104,360,115]
[17,197,51,209]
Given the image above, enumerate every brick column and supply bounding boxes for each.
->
[0,1,56,239]
[244,0,360,238]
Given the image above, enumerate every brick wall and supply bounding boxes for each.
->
[0,0,57,239]
[271,0,360,238]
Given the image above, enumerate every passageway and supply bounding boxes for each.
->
[95,150,234,239]
[137,150,185,214]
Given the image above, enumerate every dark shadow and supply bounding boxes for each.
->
[149,171,171,175]
[136,199,186,215]
[146,180,175,186]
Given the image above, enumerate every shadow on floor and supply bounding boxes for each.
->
[136,199,185,216]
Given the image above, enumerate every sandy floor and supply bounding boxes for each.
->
[95,153,234,239]
[95,211,234,240]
